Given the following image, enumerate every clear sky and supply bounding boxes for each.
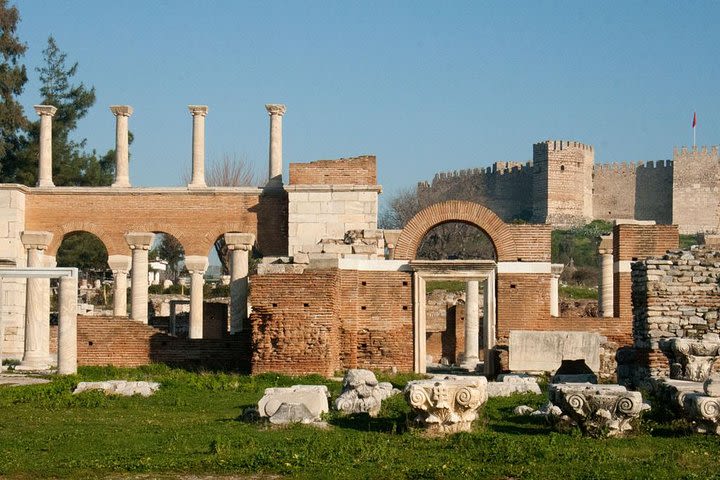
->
[13,0,720,199]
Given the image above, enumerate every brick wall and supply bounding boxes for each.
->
[496,273,552,342]
[289,156,377,185]
[24,188,287,256]
[50,316,250,370]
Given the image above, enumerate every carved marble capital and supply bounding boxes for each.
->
[224,232,255,250]
[34,105,57,117]
[184,255,209,275]
[107,254,132,275]
[659,338,720,382]
[265,104,286,116]
[110,105,134,117]
[20,231,53,250]
[405,376,488,434]
[188,105,208,117]
[124,232,154,250]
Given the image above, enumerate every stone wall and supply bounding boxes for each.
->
[50,316,250,370]
[0,186,27,359]
[286,186,380,257]
[425,290,472,365]
[289,155,376,185]
[672,146,720,234]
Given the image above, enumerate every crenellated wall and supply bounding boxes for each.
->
[672,146,720,234]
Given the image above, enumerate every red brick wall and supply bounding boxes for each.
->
[289,156,377,185]
[508,225,552,261]
[496,273,552,342]
[50,316,250,370]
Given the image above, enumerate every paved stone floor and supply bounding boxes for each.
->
[0,373,51,386]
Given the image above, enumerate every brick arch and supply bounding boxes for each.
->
[393,201,517,261]
[124,223,189,253]
[46,221,115,256]
[195,223,254,256]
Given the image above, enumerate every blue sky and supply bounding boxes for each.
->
[14,1,720,198]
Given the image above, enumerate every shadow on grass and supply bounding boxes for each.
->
[327,412,409,434]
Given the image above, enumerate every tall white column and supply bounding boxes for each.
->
[57,275,78,375]
[107,254,131,317]
[125,232,154,323]
[188,105,208,188]
[463,280,480,370]
[550,264,564,317]
[34,105,57,188]
[598,234,614,317]
[185,255,208,339]
[110,105,133,188]
[42,255,56,364]
[224,233,255,333]
[18,231,53,370]
[265,103,286,186]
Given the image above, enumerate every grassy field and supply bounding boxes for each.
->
[1,366,718,479]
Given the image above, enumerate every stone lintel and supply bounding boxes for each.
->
[265,104,286,116]
[184,255,209,273]
[224,232,255,249]
[110,105,134,117]
[614,219,656,226]
[124,232,154,249]
[33,105,57,117]
[188,105,208,116]
[20,231,53,249]
[107,254,132,272]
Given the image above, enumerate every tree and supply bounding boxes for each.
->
[183,154,258,273]
[12,36,114,186]
[149,233,184,282]
[56,232,108,278]
[0,0,28,179]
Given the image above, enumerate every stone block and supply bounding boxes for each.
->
[335,369,400,416]
[509,331,601,373]
[293,252,310,264]
[322,244,352,254]
[257,385,330,421]
[352,244,377,254]
[487,375,542,397]
[73,381,160,397]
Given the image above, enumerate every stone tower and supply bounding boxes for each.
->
[672,146,720,234]
[532,140,594,226]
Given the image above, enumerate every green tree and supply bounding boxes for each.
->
[13,36,114,186]
[0,0,28,179]
[149,233,185,282]
[56,232,108,277]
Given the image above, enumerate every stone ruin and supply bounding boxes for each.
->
[334,369,399,417]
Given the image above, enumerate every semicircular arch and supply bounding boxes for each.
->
[46,221,114,256]
[393,200,517,261]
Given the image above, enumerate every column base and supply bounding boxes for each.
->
[461,357,481,372]
[36,180,55,188]
[187,182,207,189]
[16,355,54,372]
[111,180,131,188]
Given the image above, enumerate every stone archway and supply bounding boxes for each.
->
[393,200,518,262]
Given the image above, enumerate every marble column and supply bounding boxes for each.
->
[188,105,208,188]
[224,233,255,334]
[125,232,154,323]
[42,255,56,364]
[550,264,564,317]
[57,275,78,375]
[110,105,133,188]
[34,105,57,188]
[482,273,496,376]
[185,255,208,339]
[598,234,614,318]
[463,280,480,369]
[265,104,286,186]
[107,254,131,317]
[18,231,53,370]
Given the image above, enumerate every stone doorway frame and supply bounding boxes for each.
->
[410,260,496,375]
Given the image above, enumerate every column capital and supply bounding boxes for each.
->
[551,263,565,277]
[598,234,613,255]
[34,105,57,117]
[20,231,53,250]
[107,254,132,273]
[184,255,209,274]
[224,232,255,250]
[110,105,133,117]
[124,232,154,250]
[188,105,208,117]
[265,104,286,116]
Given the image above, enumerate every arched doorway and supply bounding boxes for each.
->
[396,201,517,374]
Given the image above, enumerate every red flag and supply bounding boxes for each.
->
[693,112,697,128]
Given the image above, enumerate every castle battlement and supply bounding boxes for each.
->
[533,140,594,153]
[673,145,719,158]
[429,160,533,186]
[594,160,672,174]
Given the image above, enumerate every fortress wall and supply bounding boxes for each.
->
[635,160,673,223]
[593,163,637,221]
[672,146,720,233]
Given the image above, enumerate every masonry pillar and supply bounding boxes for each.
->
[463,280,480,370]
[107,254,131,317]
[188,105,208,188]
[549,264,564,317]
[125,232,154,323]
[34,105,57,188]
[110,105,133,188]
[265,104,286,186]
[57,275,78,375]
[18,231,53,370]
[598,234,614,317]
[224,233,255,333]
[185,255,208,339]
[482,272,496,375]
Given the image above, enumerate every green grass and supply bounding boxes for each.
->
[0,366,718,479]
[560,284,599,300]
[426,280,466,294]
[679,234,700,250]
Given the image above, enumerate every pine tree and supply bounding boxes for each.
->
[0,0,28,178]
